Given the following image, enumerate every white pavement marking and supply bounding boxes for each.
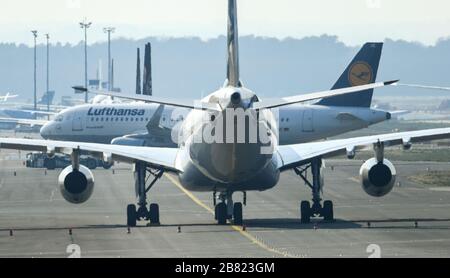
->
[49,189,56,202]
[429,187,450,192]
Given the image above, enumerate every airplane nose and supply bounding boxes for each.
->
[40,122,51,139]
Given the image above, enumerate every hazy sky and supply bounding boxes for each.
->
[1,0,450,46]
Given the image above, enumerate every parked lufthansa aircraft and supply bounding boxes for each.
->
[0,0,449,227]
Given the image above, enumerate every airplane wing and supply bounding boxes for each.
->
[276,128,450,171]
[0,117,48,126]
[396,83,450,91]
[389,110,410,117]
[15,109,57,116]
[0,138,181,173]
[147,104,165,130]
[0,94,18,101]
[253,80,398,110]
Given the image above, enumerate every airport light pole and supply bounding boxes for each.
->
[31,30,38,113]
[80,19,92,103]
[45,34,50,113]
[103,27,115,91]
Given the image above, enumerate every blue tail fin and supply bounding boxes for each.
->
[317,42,383,108]
[38,91,55,105]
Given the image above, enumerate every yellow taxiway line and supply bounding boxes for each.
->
[164,174,296,258]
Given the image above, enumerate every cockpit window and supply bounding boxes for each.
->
[55,115,64,122]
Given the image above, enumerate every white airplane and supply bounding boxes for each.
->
[1,0,449,227]
[0,92,18,102]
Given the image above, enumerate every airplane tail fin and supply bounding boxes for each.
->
[317,42,383,108]
[38,91,55,105]
[225,0,241,88]
[143,43,152,96]
[136,48,142,95]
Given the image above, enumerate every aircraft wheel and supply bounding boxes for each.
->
[149,203,160,224]
[102,163,113,170]
[300,201,311,224]
[233,202,243,225]
[127,204,137,227]
[86,158,97,170]
[323,200,334,221]
[216,203,227,225]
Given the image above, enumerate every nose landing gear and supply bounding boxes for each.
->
[214,191,244,225]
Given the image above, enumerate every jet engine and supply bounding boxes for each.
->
[359,158,396,197]
[58,165,94,204]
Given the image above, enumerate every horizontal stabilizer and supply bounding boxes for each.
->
[73,87,221,112]
[253,80,398,110]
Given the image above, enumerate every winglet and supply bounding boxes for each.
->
[146,104,165,131]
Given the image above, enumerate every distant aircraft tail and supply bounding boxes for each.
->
[136,48,142,95]
[143,43,152,96]
[317,42,383,108]
[38,91,55,105]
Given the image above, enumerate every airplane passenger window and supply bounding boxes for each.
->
[125,118,129,121]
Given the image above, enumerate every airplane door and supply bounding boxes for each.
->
[302,109,314,132]
[72,112,84,132]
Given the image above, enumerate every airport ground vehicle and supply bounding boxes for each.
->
[25,152,111,170]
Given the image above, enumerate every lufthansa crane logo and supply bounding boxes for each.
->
[348,62,373,86]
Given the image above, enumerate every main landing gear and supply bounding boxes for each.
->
[294,158,334,223]
[213,191,246,225]
[127,161,164,227]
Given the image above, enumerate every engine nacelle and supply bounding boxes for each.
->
[111,136,146,146]
[359,158,396,197]
[58,165,94,204]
